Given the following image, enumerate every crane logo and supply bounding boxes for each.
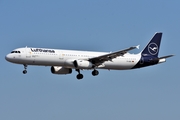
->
[148,43,158,55]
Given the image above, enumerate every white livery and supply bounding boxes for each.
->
[5,33,174,79]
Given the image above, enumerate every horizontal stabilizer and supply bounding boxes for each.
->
[159,55,174,59]
[157,55,174,64]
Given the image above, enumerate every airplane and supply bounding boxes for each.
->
[5,32,174,80]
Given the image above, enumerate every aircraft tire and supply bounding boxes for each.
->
[77,74,83,79]
[23,70,27,74]
[92,70,99,76]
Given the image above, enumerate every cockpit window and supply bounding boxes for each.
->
[11,51,21,53]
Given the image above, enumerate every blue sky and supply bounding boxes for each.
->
[0,0,179,120]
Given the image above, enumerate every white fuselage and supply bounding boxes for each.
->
[5,33,173,79]
[5,47,141,70]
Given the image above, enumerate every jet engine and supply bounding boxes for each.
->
[51,66,72,74]
[73,60,93,69]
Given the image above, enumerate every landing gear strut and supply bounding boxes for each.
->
[76,69,83,80]
[23,64,27,74]
[92,69,99,76]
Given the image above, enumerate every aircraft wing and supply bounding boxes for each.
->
[88,45,139,66]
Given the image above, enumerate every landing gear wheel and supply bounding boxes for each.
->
[23,64,27,74]
[23,70,27,74]
[76,74,83,80]
[92,70,99,76]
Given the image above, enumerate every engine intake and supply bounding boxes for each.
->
[73,60,93,69]
[51,66,72,74]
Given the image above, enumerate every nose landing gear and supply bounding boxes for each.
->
[23,64,27,74]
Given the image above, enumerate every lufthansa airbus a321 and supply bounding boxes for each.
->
[5,33,174,79]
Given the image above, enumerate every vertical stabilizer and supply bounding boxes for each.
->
[141,32,162,57]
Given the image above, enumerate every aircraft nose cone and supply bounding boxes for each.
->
[5,54,11,61]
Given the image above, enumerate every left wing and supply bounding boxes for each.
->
[88,45,139,66]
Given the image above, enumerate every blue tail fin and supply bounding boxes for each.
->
[141,32,162,57]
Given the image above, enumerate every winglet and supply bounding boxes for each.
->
[136,45,140,49]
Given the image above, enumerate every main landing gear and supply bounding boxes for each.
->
[75,69,99,80]
[23,64,27,74]
[76,69,83,80]
[92,69,99,76]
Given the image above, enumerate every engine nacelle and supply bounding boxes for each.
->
[74,60,93,69]
[51,66,72,74]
